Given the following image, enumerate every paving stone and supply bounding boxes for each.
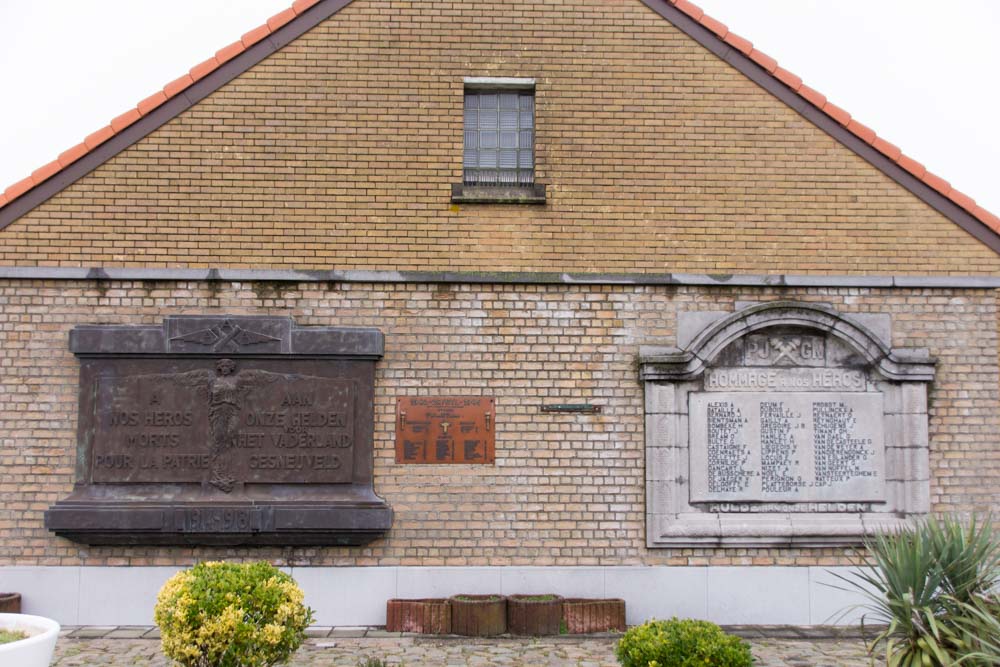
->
[67,626,116,638]
[329,625,368,638]
[105,626,150,639]
[304,626,333,638]
[51,634,875,666]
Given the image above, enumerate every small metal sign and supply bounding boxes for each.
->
[396,396,495,464]
[540,403,602,414]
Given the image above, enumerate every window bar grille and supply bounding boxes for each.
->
[464,91,534,186]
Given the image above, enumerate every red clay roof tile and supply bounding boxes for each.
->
[822,101,850,126]
[950,191,977,212]
[1,0,997,245]
[700,15,728,39]
[241,24,272,48]
[748,49,777,73]
[723,32,753,56]
[847,119,876,145]
[137,91,168,116]
[798,84,827,109]
[163,73,195,99]
[58,142,89,168]
[922,172,951,196]
[4,177,35,201]
[189,56,220,83]
[292,0,323,15]
[673,0,704,21]
[31,160,62,184]
[110,109,141,133]
[897,155,927,179]
[83,125,114,150]
[215,40,245,65]
[974,207,1000,233]
[266,8,297,32]
[773,67,802,90]
[872,136,902,162]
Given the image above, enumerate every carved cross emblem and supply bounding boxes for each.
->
[440,421,451,435]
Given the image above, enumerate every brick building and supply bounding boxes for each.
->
[1,0,999,626]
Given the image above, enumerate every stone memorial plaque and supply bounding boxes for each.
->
[689,392,885,503]
[395,396,495,464]
[46,316,392,546]
[640,301,936,548]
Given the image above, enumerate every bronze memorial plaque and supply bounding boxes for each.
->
[93,371,355,487]
[45,316,392,546]
[396,396,495,464]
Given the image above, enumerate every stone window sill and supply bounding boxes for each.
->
[451,184,546,204]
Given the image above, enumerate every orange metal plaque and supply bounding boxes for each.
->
[395,396,495,464]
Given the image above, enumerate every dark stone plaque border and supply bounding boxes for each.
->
[45,316,392,546]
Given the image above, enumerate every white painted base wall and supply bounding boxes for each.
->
[0,566,870,627]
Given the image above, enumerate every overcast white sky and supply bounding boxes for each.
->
[1,1,997,217]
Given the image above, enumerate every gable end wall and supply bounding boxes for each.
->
[0,0,997,275]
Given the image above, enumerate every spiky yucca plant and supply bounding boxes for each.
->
[835,515,1000,666]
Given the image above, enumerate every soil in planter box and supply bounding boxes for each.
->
[449,595,506,636]
[507,594,563,636]
[563,598,626,634]
[386,599,451,634]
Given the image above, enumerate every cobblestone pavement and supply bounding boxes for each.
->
[51,628,876,666]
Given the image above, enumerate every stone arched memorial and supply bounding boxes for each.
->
[640,301,935,547]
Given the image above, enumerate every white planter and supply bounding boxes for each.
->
[0,613,60,667]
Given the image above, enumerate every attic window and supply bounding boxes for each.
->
[451,78,546,204]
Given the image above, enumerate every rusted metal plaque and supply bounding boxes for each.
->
[396,396,495,464]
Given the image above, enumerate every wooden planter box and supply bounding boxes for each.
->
[386,598,451,634]
[507,594,563,636]
[562,598,626,634]
[0,594,20,614]
[449,595,506,636]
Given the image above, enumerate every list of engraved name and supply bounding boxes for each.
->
[691,392,884,503]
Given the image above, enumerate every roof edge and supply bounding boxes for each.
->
[0,0,356,230]
[640,0,1000,253]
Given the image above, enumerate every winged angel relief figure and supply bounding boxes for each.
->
[167,358,283,492]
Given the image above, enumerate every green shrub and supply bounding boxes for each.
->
[615,617,753,667]
[835,514,1000,666]
[154,561,314,667]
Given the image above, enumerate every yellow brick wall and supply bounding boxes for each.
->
[1,279,996,567]
[1,0,998,274]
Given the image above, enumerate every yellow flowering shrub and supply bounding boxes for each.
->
[154,561,314,667]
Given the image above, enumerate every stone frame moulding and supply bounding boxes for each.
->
[640,301,936,548]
